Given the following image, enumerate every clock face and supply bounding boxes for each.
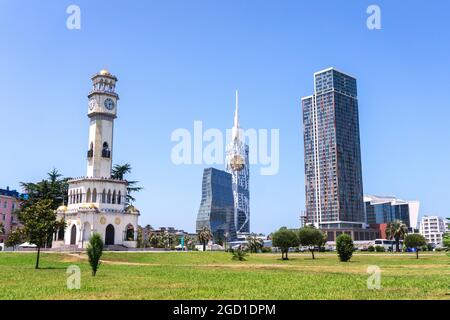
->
[104,98,115,110]
[88,98,96,110]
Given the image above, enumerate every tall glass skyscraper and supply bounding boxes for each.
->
[302,68,365,230]
[196,168,237,242]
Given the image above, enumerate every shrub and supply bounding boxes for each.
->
[375,245,385,252]
[230,248,248,261]
[261,247,272,253]
[336,234,354,262]
[443,233,450,249]
[368,245,375,252]
[87,233,104,276]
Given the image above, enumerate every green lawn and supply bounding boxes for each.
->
[0,251,449,300]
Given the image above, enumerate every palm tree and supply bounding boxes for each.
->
[386,220,408,252]
[111,163,143,205]
[247,234,264,253]
[197,227,213,252]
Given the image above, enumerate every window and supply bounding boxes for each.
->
[86,189,91,203]
[92,189,97,202]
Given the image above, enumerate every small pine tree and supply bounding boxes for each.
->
[86,233,103,276]
[336,234,354,262]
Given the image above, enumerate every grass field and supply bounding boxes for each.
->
[0,251,449,300]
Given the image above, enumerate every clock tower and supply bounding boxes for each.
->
[53,69,139,250]
[86,69,119,178]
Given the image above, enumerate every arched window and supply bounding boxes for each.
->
[68,191,72,204]
[86,188,91,203]
[92,189,97,203]
[102,189,106,203]
[125,224,134,241]
[88,142,94,158]
[102,142,110,158]
[117,191,121,205]
[107,190,111,203]
[112,190,116,204]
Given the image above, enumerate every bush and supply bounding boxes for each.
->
[230,248,248,261]
[368,245,375,252]
[443,233,450,249]
[336,234,354,262]
[86,233,104,276]
[261,247,272,253]
[375,245,385,252]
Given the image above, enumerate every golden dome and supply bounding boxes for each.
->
[126,205,140,214]
[99,69,111,75]
[81,203,97,209]
[57,205,67,212]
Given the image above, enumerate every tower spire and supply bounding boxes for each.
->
[234,90,239,128]
[232,90,240,140]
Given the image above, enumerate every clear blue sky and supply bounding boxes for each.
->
[1,0,449,233]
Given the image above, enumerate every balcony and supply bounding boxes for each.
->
[87,150,93,158]
[102,150,111,158]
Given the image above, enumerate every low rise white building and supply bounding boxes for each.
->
[419,216,446,245]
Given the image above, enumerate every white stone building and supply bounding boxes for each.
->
[419,215,446,246]
[52,69,139,249]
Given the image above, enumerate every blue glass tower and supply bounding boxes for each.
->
[196,168,237,242]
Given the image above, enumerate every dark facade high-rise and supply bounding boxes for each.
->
[196,168,237,242]
[302,68,365,230]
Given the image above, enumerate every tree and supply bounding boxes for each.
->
[184,235,196,251]
[148,233,160,248]
[20,169,69,210]
[404,234,427,259]
[336,234,354,262]
[197,227,213,251]
[5,228,25,250]
[86,233,103,276]
[297,226,325,259]
[385,220,408,252]
[0,223,4,236]
[443,233,450,249]
[18,199,65,269]
[111,163,143,205]
[136,226,144,248]
[247,234,264,253]
[271,227,299,260]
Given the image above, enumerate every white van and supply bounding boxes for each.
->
[371,239,403,251]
